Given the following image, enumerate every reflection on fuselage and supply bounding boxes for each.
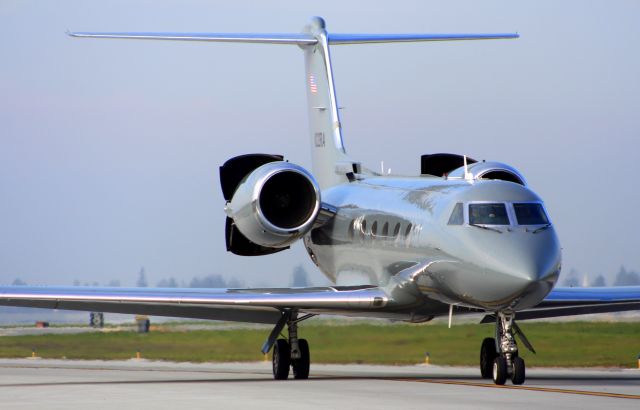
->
[304,177,561,312]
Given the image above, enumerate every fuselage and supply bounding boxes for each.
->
[305,175,562,313]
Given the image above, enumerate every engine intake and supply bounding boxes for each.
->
[259,170,317,230]
[226,161,321,249]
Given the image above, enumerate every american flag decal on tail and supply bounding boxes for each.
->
[309,74,317,93]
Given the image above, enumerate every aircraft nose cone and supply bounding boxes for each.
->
[508,240,558,282]
[435,224,562,311]
[493,230,562,308]
[453,227,562,307]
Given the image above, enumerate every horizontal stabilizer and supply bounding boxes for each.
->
[68,31,318,45]
[68,31,518,46]
[328,33,519,44]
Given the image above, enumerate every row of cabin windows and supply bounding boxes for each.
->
[348,219,412,240]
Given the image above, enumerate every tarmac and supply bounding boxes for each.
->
[0,359,637,409]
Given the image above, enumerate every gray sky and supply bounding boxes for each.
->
[1,1,639,287]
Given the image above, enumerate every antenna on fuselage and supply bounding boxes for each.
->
[463,155,474,182]
[380,160,392,175]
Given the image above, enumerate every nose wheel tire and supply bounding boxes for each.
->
[272,339,291,380]
[291,338,310,379]
[492,356,508,385]
[480,337,498,379]
[511,356,526,385]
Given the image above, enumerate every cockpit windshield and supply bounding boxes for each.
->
[469,203,509,225]
[513,203,549,225]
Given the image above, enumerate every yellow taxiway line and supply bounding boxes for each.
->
[393,378,640,400]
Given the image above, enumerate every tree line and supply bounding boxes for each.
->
[562,266,640,287]
[14,264,638,289]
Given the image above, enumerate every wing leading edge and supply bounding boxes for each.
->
[0,285,388,324]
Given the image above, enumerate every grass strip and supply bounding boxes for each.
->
[0,322,637,367]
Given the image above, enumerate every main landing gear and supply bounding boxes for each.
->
[479,312,533,385]
[263,311,313,380]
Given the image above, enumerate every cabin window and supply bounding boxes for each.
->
[404,223,412,237]
[381,222,389,236]
[513,203,549,225]
[393,223,401,237]
[361,220,367,237]
[371,221,378,236]
[448,203,464,225]
[469,203,510,225]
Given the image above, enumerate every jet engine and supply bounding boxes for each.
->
[421,153,477,177]
[220,154,321,255]
[420,154,526,185]
[448,161,527,185]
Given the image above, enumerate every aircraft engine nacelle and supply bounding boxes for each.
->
[224,161,321,250]
[449,161,527,186]
[420,154,526,186]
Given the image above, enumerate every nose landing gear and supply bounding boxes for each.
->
[480,312,532,385]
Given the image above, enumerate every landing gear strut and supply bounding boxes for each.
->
[264,311,313,380]
[480,312,530,385]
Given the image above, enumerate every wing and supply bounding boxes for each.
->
[0,285,388,324]
[481,286,640,322]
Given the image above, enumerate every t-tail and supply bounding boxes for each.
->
[69,17,518,189]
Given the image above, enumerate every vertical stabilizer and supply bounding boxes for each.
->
[302,17,355,189]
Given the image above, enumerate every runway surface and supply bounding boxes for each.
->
[0,359,637,409]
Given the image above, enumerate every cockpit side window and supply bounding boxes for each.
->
[448,203,464,225]
[469,203,509,225]
[513,203,549,225]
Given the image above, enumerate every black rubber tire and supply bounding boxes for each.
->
[511,356,525,385]
[272,339,291,380]
[480,337,497,379]
[492,356,508,385]
[292,339,310,380]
